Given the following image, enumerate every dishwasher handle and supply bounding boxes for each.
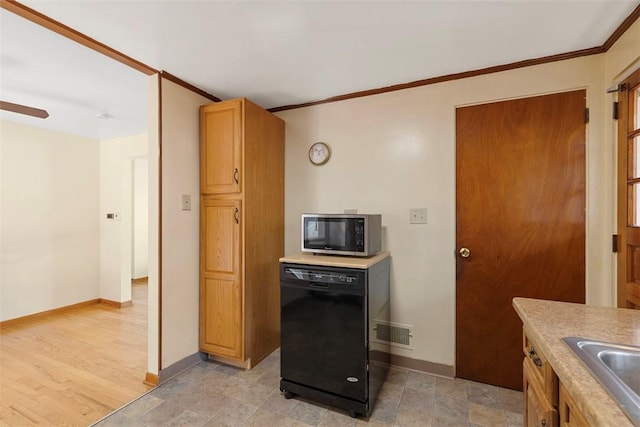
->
[280,279,365,296]
[309,282,329,288]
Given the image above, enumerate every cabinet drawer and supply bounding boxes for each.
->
[523,328,559,406]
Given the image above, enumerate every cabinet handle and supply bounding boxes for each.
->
[234,207,239,224]
[528,346,542,366]
[541,418,547,427]
[234,168,239,184]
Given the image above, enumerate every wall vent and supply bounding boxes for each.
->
[372,320,414,350]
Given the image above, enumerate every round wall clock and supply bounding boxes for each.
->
[308,142,331,165]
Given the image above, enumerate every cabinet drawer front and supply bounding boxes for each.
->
[523,329,558,406]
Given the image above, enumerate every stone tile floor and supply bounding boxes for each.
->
[95,349,523,426]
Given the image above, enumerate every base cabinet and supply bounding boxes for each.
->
[523,328,590,427]
[199,98,284,368]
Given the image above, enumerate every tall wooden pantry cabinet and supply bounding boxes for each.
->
[199,98,284,368]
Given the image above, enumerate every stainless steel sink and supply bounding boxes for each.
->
[564,337,640,426]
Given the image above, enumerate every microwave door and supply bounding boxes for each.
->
[305,219,326,248]
[328,219,348,250]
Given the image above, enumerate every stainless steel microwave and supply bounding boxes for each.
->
[301,214,382,257]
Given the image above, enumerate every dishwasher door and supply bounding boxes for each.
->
[280,263,368,402]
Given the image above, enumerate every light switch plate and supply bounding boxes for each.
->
[410,208,427,224]
[181,194,191,211]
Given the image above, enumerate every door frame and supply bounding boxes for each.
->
[616,67,640,308]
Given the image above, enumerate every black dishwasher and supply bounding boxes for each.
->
[279,261,389,417]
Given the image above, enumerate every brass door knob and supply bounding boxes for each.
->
[459,247,470,258]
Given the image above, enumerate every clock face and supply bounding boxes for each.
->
[309,142,330,165]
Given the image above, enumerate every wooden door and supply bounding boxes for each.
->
[456,91,586,390]
[617,68,640,309]
[200,198,243,358]
[200,99,242,194]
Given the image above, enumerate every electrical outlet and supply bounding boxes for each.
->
[181,194,191,211]
[409,208,427,224]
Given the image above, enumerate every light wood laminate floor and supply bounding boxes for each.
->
[0,283,150,426]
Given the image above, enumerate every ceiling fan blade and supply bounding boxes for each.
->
[0,101,49,119]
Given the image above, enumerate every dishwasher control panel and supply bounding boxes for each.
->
[284,268,360,285]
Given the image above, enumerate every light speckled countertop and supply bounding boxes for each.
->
[279,251,390,269]
[513,297,640,427]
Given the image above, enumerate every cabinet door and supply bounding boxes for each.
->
[201,277,242,358]
[559,383,589,427]
[200,198,243,358]
[524,358,558,427]
[202,198,241,276]
[200,100,242,194]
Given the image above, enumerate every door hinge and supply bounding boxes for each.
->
[613,102,619,120]
[607,83,628,93]
[613,234,619,253]
[584,108,590,124]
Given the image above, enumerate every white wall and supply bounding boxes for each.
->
[99,133,148,303]
[160,77,211,368]
[605,17,640,85]
[133,158,149,279]
[276,54,613,368]
[143,19,638,374]
[0,120,100,321]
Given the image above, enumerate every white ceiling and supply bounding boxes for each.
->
[1,0,639,139]
[0,8,148,140]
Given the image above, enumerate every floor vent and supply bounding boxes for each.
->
[372,320,414,350]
